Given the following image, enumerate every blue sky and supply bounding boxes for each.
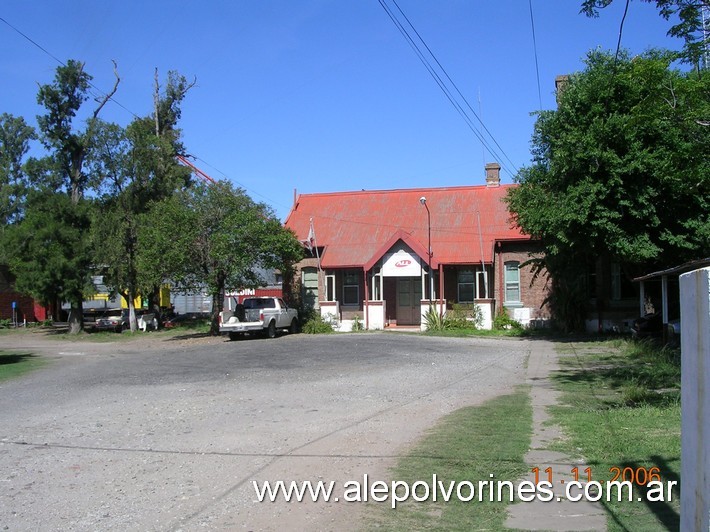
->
[1,1,682,220]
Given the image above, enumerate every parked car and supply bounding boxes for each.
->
[94,309,128,333]
[219,297,298,340]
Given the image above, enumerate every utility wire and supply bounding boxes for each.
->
[528,0,543,111]
[0,14,289,211]
[389,0,519,176]
[378,1,494,159]
[0,15,139,120]
[379,0,518,177]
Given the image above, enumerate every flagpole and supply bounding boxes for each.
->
[309,218,322,273]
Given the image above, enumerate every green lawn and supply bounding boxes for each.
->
[0,351,49,382]
[367,388,532,530]
[550,340,681,531]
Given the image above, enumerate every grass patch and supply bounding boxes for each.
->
[551,339,680,531]
[367,388,531,530]
[0,351,48,382]
[422,327,551,339]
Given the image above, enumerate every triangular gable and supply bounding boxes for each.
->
[363,229,440,272]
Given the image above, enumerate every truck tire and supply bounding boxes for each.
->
[289,318,298,334]
[266,320,276,339]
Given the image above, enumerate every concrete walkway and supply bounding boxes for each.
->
[505,340,608,531]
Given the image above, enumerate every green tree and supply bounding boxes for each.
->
[0,114,35,228]
[89,106,190,332]
[581,0,710,69]
[5,190,94,319]
[140,182,303,335]
[16,60,119,333]
[506,50,710,330]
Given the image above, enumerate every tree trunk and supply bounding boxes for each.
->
[67,301,84,334]
[148,286,162,330]
[210,283,225,336]
[120,291,138,333]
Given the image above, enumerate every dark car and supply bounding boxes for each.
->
[632,312,681,346]
[631,312,662,339]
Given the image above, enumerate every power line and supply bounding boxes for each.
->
[389,0,519,175]
[378,0,519,178]
[0,14,289,212]
[528,0,543,111]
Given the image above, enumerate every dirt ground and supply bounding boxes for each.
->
[0,330,529,530]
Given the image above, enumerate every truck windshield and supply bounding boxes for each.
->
[243,298,275,310]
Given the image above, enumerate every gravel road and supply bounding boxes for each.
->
[0,330,529,530]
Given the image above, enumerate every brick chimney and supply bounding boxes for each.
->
[485,162,501,187]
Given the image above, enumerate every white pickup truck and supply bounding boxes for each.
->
[219,296,299,340]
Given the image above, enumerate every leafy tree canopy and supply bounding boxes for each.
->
[506,49,710,328]
[0,113,35,227]
[4,190,94,309]
[581,0,710,68]
[139,181,303,334]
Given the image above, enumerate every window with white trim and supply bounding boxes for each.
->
[504,261,521,304]
[457,269,475,302]
[342,270,360,306]
[325,274,335,302]
[371,272,382,301]
[302,267,318,309]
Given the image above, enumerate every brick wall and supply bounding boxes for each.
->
[495,242,550,321]
[0,292,41,322]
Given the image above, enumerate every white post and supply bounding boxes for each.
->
[680,267,710,531]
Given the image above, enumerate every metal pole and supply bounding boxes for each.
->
[420,197,433,308]
[427,206,432,306]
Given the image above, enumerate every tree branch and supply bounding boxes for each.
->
[93,60,120,119]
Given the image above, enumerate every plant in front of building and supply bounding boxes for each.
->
[493,309,523,331]
[301,310,335,334]
[447,303,484,329]
[423,306,449,331]
[351,314,364,332]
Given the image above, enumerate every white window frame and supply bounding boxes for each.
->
[325,274,335,302]
[302,267,319,308]
[371,272,382,301]
[504,261,521,305]
[342,270,360,306]
[457,269,475,303]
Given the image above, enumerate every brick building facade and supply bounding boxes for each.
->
[284,163,550,330]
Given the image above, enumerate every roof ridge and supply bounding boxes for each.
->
[294,183,516,200]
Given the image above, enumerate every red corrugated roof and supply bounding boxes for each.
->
[284,184,529,268]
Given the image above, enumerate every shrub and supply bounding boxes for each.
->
[351,314,364,332]
[301,312,335,334]
[493,309,522,331]
[447,303,483,329]
[423,306,450,331]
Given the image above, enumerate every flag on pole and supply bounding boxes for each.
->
[308,217,322,272]
[307,218,316,254]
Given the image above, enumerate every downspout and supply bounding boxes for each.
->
[364,267,369,330]
[497,241,503,316]
[439,263,444,319]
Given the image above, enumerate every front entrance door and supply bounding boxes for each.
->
[397,277,422,325]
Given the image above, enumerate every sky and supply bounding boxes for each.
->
[1,0,684,221]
